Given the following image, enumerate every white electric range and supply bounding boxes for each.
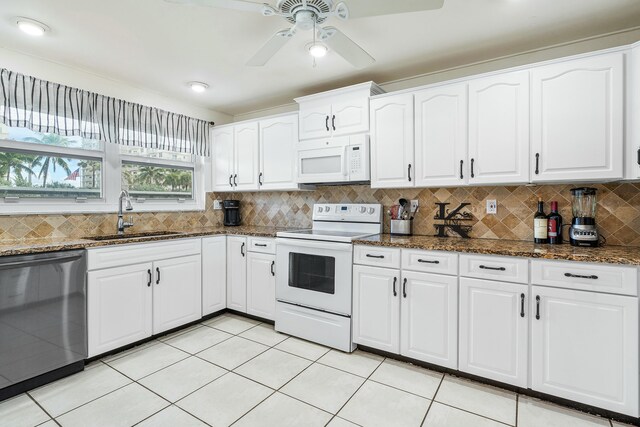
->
[275,203,383,352]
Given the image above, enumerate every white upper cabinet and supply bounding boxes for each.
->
[296,82,384,141]
[259,114,298,191]
[212,126,235,192]
[626,43,640,180]
[531,53,624,182]
[370,93,415,188]
[468,70,530,185]
[234,122,260,191]
[531,286,638,416]
[415,83,468,187]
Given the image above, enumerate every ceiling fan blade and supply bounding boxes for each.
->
[163,0,267,14]
[246,29,295,66]
[319,27,375,69]
[340,0,444,19]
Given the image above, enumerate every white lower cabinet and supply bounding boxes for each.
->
[353,265,400,353]
[531,285,639,416]
[401,271,458,369]
[246,252,276,320]
[87,239,203,357]
[202,236,227,316]
[459,277,529,387]
[88,263,153,357]
[227,236,247,312]
[152,254,202,334]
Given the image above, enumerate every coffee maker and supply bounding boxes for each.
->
[569,187,599,247]
[223,200,241,227]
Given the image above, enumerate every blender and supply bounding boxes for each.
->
[569,187,599,247]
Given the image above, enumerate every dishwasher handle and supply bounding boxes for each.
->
[0,251,84,271]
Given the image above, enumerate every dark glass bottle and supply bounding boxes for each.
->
[547,201,563,244]
[534,197,548,244]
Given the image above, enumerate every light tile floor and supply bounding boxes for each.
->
[0,312,633,427]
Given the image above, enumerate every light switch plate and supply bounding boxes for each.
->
[213,200,222,210]
[410,200,419,213]
[486,200,497,214]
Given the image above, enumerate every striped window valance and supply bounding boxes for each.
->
[0,68,212,156]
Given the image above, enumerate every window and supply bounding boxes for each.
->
[0,122,205,213]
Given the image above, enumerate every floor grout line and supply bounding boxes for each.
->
[420,371,445,426]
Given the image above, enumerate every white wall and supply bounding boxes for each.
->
[0,46,232,125]
[233,28,640,122]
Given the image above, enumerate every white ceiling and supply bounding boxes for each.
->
[1,0,640,116]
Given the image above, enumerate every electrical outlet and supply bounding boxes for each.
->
[213,200,222,210]
[410,200,419,213]
[486,199,497,214]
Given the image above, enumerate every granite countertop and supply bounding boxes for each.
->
[354,234,640,266]
[0,226,299,257]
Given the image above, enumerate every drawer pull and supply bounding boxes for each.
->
[254,243,268,247]
[536,295,540,320]
[520,293,525,318]
[366,254,385,259]
[402,278,407,298]
[564,273,598,280]
[479,265,506,271]
[418,259,440,264]
[392,277,397,297]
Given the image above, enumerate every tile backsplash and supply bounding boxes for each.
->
[1,182,639,247]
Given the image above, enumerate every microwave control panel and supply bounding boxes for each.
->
[347,136,370,182]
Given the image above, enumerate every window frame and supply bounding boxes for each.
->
[0,132,207,215]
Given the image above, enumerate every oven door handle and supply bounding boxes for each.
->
[275,238,353,252]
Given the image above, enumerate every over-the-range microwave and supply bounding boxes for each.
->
[296,134,370,184]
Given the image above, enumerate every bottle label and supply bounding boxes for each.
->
[548,219,558,237]
[534,218,548,239]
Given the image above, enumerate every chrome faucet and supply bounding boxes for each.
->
[117,190,134,235]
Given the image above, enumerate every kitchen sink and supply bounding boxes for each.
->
[82,231,183,241]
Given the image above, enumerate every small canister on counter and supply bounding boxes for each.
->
[390,219,413,236]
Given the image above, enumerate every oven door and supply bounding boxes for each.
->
[276,238,353,316]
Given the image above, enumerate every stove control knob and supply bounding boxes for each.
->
[368,208,376,215]
[324,206,331,212]
[359,206,367,213]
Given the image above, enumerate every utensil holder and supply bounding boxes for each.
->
[390,219,412,236]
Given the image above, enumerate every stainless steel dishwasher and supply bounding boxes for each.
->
[0,250,87,401]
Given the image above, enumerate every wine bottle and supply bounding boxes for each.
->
[534,197,548,244]
[547,201,563,244]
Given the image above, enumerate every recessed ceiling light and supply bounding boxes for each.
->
[16,17,49,36]
[308,43,328,58]
[188,81,209,93]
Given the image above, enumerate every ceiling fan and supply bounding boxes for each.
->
[165,0,445,69]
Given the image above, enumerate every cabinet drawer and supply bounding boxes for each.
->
[460,254,529,284]
[531,260,638,296]
[402,250,458,275]
[354,245,401,269]
[87,238,201,271]
[248,237,276,255]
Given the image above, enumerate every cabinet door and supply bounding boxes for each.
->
[202,236,227,316]
[400,271,458,369]
[227,236,247,312]
[352,265,400,353]
[459,277,528,387]
[87,263,153,357]
[629,45,640,179]
[468,71,530,185]
[332,96,369,136]
[234,122,260,191]
[259,114,298,191]
[246,252,276,320]
[532,53,624,182]
[415,84,468,187]
[370,94,415,188]
[299,102,332,140]
[212,126,235,192]
[152,254,202,334]
[531,286,639,416]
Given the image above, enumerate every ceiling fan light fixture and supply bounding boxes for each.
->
[308,43,328,58]
[188,81,209,93]
[16,17,49,36]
